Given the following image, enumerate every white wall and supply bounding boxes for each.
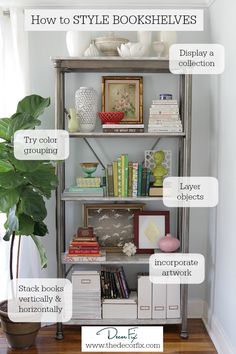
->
[205,1,236,353]
[25,28,211,307]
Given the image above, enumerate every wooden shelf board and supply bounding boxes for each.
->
[69,131,185,138]
[62,252,156,265]
[61,194,163,201]
[64,318,182,325]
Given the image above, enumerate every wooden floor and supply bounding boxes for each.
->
[0,319,217,354]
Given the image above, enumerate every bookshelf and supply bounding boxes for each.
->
[52,57,192,340]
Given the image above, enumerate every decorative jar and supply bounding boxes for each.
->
[158,233,180,252]
[75,87,97,132]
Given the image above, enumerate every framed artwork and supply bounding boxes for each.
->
[102,76,143,124]
[134,211,170,253]
[83,203,144,252]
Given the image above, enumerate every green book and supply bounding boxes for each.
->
[137,164,142,197]
[128,161,133,197]
[107,164,114,197]
[121,154,128,197]
[117,157,122,197]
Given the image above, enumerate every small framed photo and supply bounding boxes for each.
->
[102,76,143,124]
[134,211,170,253]
[84,203,144,252]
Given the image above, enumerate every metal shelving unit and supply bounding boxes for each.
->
[52,57,192,340]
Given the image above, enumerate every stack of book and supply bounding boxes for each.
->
[148,99,182,133]
[72,270,101,319]
[102,124,144,133]
[101,266,130,299]
[67,227,102,257]
[106,154,151,197]
[65,177,104,197]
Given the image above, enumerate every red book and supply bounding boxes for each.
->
[68,249,100,254]
[70,241,99,246]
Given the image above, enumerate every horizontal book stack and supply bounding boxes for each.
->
[67,227,102,257]
[102,124,144,133]
[65,177,104,197]
[101,266,130,299]
[106,154,151,197]
[148,99,183,133]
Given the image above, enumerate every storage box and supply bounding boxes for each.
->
[138,274,152,319]
[102,292,137,319]
[167,284,180,318]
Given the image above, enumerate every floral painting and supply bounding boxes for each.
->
[102,76,143,124]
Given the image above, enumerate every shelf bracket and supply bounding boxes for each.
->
[83,138,106,169]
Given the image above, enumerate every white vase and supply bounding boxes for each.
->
[158,31,177,57]
[75,87,97,132]
[66,31,91,57]
[137,31,152,56]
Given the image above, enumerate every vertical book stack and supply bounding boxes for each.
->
[106,154,151,197]
[148,99,182,133]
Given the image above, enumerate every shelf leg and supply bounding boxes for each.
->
[56,322,64,340]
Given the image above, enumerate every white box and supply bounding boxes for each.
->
[152,284,167,319]
[102,292,137,319]
[72,273,100,292]
[138,275,152,319]
[167,284,180,318]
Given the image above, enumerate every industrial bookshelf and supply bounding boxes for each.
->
[52,57,192,340]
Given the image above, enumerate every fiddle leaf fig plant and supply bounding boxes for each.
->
[0,95,58,273]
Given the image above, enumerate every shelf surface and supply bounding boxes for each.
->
[62,252,153,264]
[61,194,163,201]
[65,318,181,325]
[69,131,185,138]
[52,57,171,73]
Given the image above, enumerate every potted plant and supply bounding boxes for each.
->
[0,95,58,348]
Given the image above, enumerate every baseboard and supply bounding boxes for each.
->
[188,299,205,318]
[203,308,235,354]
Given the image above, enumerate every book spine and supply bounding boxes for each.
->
[68,249,100,254]
[73,237,97,241]
[101,270,106,298]
[137,164,142,197]
[121,154,128,197]
[107,164,114,197]
[117,270,125,298]
[103,128,144,133]
[132,162,138,197]
[113,271,122,298]
[146,169,151,196]
[119,267,130,299]
[128,161,133,197]
[113,161,118,197]
[141,167,147,196]
[117,157,122,197]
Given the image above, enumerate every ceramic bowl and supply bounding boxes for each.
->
[117,42,147,57]
[80,162,98,177]
[95,36,129,56]
[98,112,125,124]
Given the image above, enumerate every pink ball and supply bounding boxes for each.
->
[158,234,180,252]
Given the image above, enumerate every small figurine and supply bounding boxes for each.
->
[152,150,168,187]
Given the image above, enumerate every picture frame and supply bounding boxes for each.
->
[102,76,143,124]
[134,211,170,253]
[83,203,144,252]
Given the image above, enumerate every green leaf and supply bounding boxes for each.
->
[24,164,57,198]
[17,95,50,119]
[0,160,14,172]
[17,213,35,236]
[0,143,9,159]
[0,189,19,212]
[0,118,11,141]
[0,172,25,189]
[31,235,47,268]
[21,187,47,222]
[9,112,40,135]
[9,157,41,173]
[33,221,48,236]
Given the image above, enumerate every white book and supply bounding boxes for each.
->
[148,128,183,132]
[152,284,167,319]
[150,109,179,114]
[148,123,182,126]
[149,114,180,119]
[102,124,144,128]
[152,99,178,105]
[138,275,152,319]
[167,284,180,318]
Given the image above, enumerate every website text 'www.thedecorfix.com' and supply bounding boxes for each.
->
[82,326,163,352]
